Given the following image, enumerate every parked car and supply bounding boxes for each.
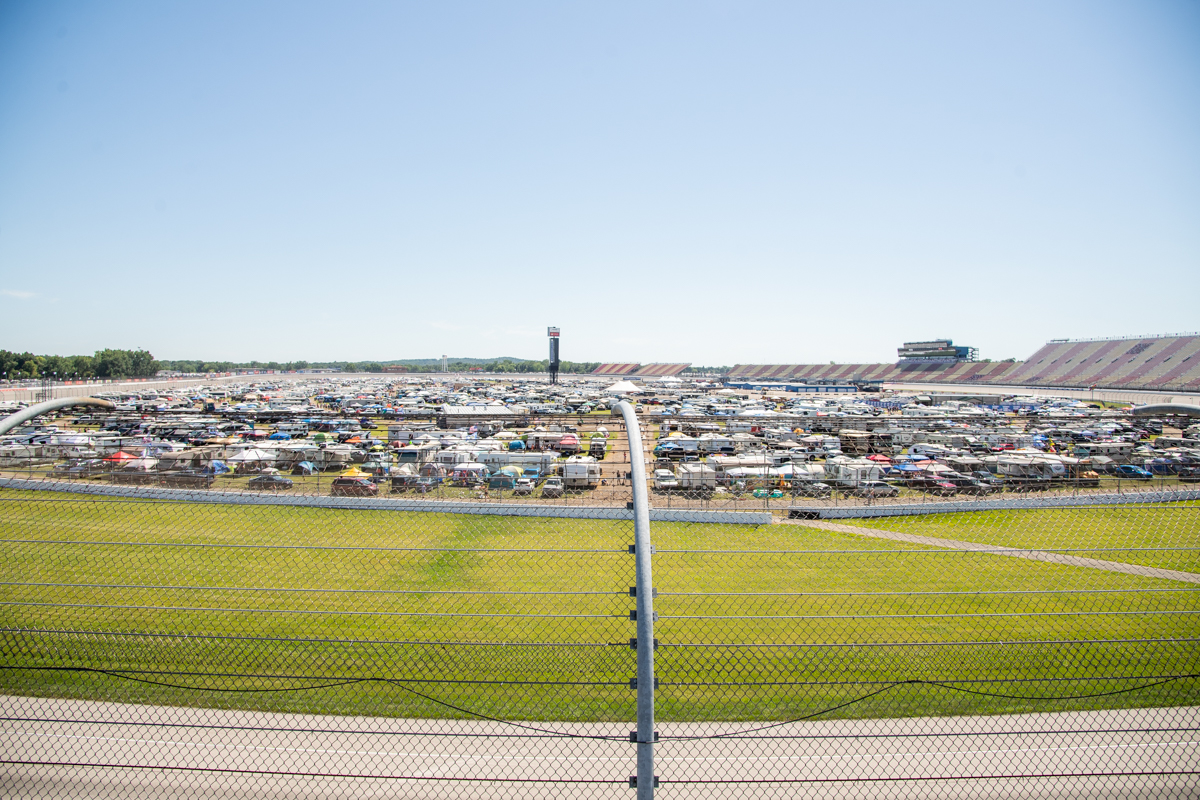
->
[1114,465,1153,481]
[941,472,995,496]
[512,478,535,495]
[52,459,107,478]
[791,481,832,498]
[331,476,378,497]
[850,480,899,498]
[541,476,564,498]
[1178,467,1200,484]
[248,474,294,491]
[161,470,216,489]
[390,475,423,492]
[907,476,957,496]
[970,470,1005,488]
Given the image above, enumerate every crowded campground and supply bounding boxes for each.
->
[1,374,1198,504]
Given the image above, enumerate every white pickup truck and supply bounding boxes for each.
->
[653,469,679,490]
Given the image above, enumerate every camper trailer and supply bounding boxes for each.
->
[1072,440,1135,462]
[824,457,883,487]
[677,462,717,490]
[838,430,872,455]
[562,456,601,488]
[393,441,440,465]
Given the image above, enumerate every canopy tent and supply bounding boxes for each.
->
[103,451,137,463]
[228,449,275,463]
[268,432,291,440]
[340,466,367,477]
[605,380,642,395]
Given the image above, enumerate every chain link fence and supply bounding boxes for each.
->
[651,505,1199,797]
[1,414,1197,796]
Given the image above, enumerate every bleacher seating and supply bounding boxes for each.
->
[725,334,1200,392]
[592,363,640,375]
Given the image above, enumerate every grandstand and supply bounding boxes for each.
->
[995,334,1200,391]
[633,363,691,377]
[591,363,640,375]
[727,361,1016,384]
[727,333,1200,392]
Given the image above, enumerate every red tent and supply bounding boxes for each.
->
[103,451,136,462]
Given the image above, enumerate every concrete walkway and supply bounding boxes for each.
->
[790,519,1200,584]
[3,696,1196,798]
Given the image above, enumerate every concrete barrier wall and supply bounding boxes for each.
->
[0,477,772,525]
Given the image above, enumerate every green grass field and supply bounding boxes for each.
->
[849,504,1200,573]
[1,489,1196,722]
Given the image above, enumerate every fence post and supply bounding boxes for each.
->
[613,400,655,798]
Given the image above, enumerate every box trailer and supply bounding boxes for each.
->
[677,463,717,489]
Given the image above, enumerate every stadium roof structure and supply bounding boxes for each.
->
[592,363,640,375]
[633,363,691,377]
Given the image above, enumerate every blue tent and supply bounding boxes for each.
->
[508,440,526,450]
[292,461,317,476]
[269,432,291,440]
[210,460,231,475]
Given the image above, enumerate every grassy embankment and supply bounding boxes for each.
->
[0,490,1196,721]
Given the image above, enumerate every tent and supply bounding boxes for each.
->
[508,440,526,450]
[229,449,275,463]
[291,461,317,475]
[103,451,137,463]
[605,380,642,395]
[340,466,367,477]
[452,462,489,479]
[268,432,291,440]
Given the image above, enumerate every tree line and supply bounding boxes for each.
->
[159,358,603,374]
[2,349,710,379]
[0,349,159,380]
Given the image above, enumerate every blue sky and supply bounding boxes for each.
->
[1,1,1197,365]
